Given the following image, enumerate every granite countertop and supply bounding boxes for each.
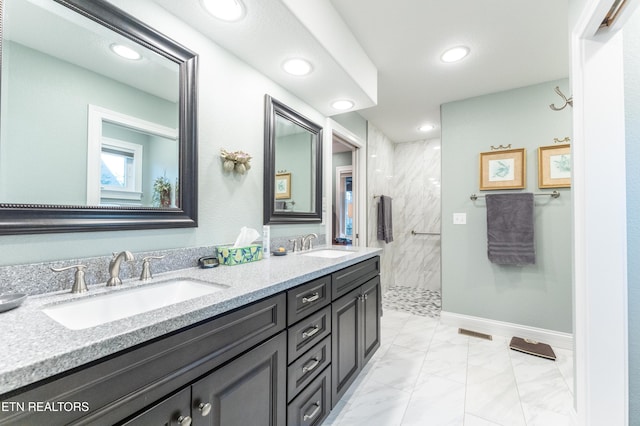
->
[0,246,381,395]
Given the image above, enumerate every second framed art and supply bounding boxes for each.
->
[479,148,526,190]
[538,144,571,188]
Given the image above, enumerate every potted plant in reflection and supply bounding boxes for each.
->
[153,176,172,208]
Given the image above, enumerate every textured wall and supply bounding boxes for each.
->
[366,123,396,293]
[0,0,326,267]
[624,10,640,424]
[441,79,573,333]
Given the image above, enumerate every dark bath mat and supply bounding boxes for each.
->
[509,336,556,360]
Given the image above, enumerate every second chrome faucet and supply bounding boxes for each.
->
[107,251,134,286]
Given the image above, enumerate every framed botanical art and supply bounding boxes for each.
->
[275,172,291,199]
[479,148,526,190]
[538,144,571,188]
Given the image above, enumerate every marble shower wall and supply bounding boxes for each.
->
[366,123,396,293]
[393,139,442,291]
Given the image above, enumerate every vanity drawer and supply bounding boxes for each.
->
[287,366,331,426]
[287,336,331,402]
[331,256,380,300]
[288,305,331,362]
[287,275,331,326]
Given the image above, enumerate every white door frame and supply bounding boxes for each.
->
[324,119,366,246]
[571,0,638,423]
[334,165,353,240]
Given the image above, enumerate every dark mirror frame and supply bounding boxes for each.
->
[264,95,323,224]
[0,0,198,235]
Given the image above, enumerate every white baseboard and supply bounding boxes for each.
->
[440,311,574,350]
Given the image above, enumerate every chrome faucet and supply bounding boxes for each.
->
[107,251,134,286]
[301,233,318,251]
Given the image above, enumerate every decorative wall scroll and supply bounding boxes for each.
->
[479,148,526,190]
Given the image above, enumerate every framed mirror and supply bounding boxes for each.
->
[264,95,322,224]
[0,0,198,234]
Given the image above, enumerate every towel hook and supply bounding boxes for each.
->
[549,86,573,111]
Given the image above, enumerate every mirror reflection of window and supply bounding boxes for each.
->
[99,138,143,202]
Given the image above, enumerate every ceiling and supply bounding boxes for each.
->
[329,0,569,142]
[153,0,569,143]
[6,0,179,103]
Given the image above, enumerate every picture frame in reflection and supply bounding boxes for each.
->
[275,172,291,199]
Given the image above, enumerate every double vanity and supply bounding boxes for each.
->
[0,247,381,425]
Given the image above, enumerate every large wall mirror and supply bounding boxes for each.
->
[264,95,322,224]
[0,0,198,234]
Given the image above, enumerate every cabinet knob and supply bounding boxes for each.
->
[177,415,192,426]
[198,402,212,417]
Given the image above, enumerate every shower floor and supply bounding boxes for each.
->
[382,286,441,318]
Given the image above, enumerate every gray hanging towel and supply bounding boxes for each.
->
[486,193,535,265]
[377,195,394,243]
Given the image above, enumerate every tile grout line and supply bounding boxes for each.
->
[507,343,530,426]
[397,313,438,425]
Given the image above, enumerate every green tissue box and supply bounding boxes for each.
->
[217,244,263,266]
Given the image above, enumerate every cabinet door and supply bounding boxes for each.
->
[361,276,381,365]
[121,388,191,426]
[331,286,362,406]
[191,332,286,426]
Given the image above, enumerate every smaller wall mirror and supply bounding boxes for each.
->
[264,95,322,224]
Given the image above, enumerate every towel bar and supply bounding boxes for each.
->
[470,191,560,201]
[411,231,440,236]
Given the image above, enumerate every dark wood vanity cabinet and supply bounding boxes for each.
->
[191,332,287,426]
[0,256,380,426]
[331,275,381,406]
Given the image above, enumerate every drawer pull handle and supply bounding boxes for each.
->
[302,357,321,373]
[303,401,322,421]
[302,325,320,339]
[178,415,192,426]
[302,292,320,304]
[198,402,212,417]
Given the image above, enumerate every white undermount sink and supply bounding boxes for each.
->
[301,249,352,259]
[43,279,227,330]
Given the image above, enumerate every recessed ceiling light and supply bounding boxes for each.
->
[282,58,313,76]
[418,124,435,132]
[441,46,470,63]
[331,100,354,111]
[201,0,245,22]
[110,44,141,60]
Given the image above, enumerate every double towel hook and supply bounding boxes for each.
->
[549,86,573,111]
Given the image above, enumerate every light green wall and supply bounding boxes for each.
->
[0,41,177,205]
[331,112,367,141]
[624,10,640,424]
[0,1,325,267]
[441,79,573,333]
[275,132,314,212]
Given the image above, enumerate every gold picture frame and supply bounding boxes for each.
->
[275,172,291,199]
[538,144,571,188]
[479,148,526,190]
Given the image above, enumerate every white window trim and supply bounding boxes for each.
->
[100,137,143,200]
[86,105,178,205]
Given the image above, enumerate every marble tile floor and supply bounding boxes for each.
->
[321,309,576,426]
